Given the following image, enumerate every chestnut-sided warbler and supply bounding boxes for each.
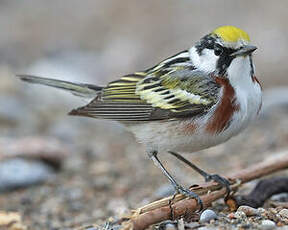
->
[18,25,262,208]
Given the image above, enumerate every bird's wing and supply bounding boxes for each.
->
[69,51,220,121]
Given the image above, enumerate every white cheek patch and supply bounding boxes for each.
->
[189,47,218,74]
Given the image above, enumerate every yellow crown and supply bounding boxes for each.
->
[212,26,250,43]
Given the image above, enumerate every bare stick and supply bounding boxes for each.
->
[122,151,288,230]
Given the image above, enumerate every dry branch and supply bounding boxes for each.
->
[121,150,288,230]
[236,177,288,208]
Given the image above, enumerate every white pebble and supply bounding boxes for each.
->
[237,205,259,216]
[164,223,177,230]
[199,209,217,223]
[234,211,247,220]
[198,227,215,230]
[279,209,288,219]
[261,220,276,230]
[257,208,266,214]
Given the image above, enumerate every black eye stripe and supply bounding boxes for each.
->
[214,45,223,56]
[212,44,236,75]
[216,50,234,75]
[196,35,238,56]
[214,44,235,56]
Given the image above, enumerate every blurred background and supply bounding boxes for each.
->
[0,0,288,229]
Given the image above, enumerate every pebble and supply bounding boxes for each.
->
[271,193,288,202]
[227,213,235,219]
[199,209,217,223]
[0,137,68,167]
[258,207,266,214]
[0,211,27,230]
[0,158,55,192]
[164,223,177,230]
[279,209,288,219]
[261,220,276,230]
[198,227,215,230]
[237,205,259,216]
[234,211,247,220]
[158,221,177,230]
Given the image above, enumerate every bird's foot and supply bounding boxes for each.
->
[205,174,231,198]
[174,185,203,211]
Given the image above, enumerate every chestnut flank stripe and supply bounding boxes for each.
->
[206,77,239,134]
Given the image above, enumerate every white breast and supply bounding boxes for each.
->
[226,55,262,133]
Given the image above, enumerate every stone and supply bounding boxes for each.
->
[0,137,68,169]
[237,205,259,216]
[257,207,266,214]
[164,223,177,230]
[0,158,55,192]
[234,211,247,220]
[199,209,217,223]
[261,220,276,230]
[227,213,235,219]
[279,209,288,219]
[0,211,27,230]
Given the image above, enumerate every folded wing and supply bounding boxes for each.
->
[70,51,220,122]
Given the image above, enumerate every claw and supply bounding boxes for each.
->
[175,186,203,211]
[205,174,231,198]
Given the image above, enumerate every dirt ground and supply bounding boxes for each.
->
[1,1,288,229]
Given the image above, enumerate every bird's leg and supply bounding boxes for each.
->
[148,151,203,210]
[168,151,231,198]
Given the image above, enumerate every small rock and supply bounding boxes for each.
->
[271,193,288,202]
[227,213,235,219]
[258,207,266,214]
[239,223,252,229]
[234,211,247,220]
[0,211,27,230]
[198,227,215,230]
[0,137,68,169]
[261,220,276,230]
[0,158,55,192]
[85,227,97,230]
[237,205,259,216]
[184,222,202,229]
[199,209,217,223]
[164,223,177,230]
[158,221,177,230]
[177,218,185,230]
[279,209,288,219]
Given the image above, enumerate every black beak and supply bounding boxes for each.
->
[230,45,257,57]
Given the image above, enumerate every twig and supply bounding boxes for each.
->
[235,177,288,208]
[121,150,288,230]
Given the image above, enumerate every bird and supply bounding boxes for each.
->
[17,25,262,209]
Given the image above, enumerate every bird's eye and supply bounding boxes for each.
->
[214,45,223,56]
